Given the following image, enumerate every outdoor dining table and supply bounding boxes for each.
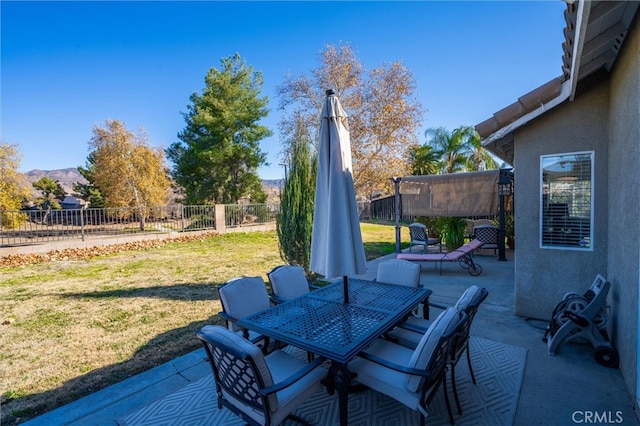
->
[237,277,432,426]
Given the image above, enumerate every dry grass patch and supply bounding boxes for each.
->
[0,231,282,424]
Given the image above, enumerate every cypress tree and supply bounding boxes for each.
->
[276,119,316,274]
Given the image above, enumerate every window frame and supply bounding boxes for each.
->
[539,151,594,251]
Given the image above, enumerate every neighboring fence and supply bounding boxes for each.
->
[224,204,280,227]
[368,195,499,223]
[0,204,280,247]
[369,195,398,221]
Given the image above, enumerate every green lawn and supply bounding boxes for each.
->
[0,222,408,425]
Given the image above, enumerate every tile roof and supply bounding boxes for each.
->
[477,0,640,164]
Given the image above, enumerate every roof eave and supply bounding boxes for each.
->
[481,81,573,164]
[477,0,592,164]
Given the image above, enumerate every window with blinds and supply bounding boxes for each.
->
[540,151,593,250]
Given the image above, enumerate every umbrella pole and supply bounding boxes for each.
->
[392,177,402,253]
[343,275,349,303]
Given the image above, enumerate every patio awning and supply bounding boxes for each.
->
[396,170,500,217]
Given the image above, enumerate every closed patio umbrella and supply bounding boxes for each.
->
[310,89,367,303]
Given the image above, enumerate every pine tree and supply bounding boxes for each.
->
[74,152,105,208]
[167,53,270,204]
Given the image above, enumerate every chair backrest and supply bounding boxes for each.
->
[219,276,271,332]
[376,259,421,287]
[409,223,428,243]
[453,285,489,314]
[196,325,278,419]
[268,265,310,301]
[464,219,475,237]
[473,219,493,227]
[451,286,489,360]
[473,225,498,245]
[406,307,465,393]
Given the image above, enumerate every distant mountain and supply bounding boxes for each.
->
[262,179,283,188]
[262,179,283,203]
[24,168,87,195]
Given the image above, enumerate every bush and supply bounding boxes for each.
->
[442,217,467,249]
[416,216,466,249]
[415,216,447,238]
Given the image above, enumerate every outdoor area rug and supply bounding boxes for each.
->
[118,337,527,426]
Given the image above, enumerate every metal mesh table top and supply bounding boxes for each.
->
[238,279,431,364]
[311,278,425,311]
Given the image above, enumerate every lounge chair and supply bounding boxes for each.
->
[397,239,484,276]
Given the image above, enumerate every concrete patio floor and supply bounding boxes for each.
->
[22,248,639,425]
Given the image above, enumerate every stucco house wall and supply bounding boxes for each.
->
[513,81,609,319]
[607,15,640,401]
[512,15,639,403]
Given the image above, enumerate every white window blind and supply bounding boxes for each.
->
[540,152,593,250]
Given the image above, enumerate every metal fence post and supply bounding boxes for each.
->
[80,208,85,241]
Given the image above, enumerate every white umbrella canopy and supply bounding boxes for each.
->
[310,89,367,302]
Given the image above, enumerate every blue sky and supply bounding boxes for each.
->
[1,1,566,179]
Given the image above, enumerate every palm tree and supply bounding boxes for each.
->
[466,129,499,171]
[409,144,439,175]
[424,126,471,173]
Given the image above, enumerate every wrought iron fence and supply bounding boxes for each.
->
[224,203,280,227]
[0,204,278,247]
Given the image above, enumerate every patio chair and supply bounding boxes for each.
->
[267,265,317,303]
[472,224,498,255]
[397,239,484,276]
[376,258,426,318]
[463,219,475,240]
[196,325,327,426]
[267,265,320,362]
[408,223,441,252]
[387,285,490,415]
[376,258,421,287]
[218,276,272,352]
[349,307,467,425]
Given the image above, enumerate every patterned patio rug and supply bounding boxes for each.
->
[118,337,527,426]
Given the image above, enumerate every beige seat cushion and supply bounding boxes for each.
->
[406,307,460,392]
